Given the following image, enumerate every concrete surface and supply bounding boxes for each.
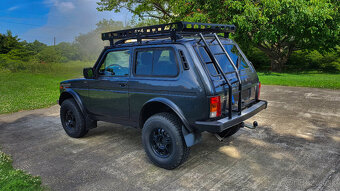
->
[0,85,339,191]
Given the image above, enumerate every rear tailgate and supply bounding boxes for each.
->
[195,39,259,116]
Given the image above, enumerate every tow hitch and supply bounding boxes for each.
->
[214,121,258,141]
[242,121,258,129]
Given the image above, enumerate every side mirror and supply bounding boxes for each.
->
[83,67,94,79]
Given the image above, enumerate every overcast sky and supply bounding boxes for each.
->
[0,0,132,45]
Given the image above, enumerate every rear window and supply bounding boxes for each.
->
[135,49,178,77]
[224,44,249,70]
[197,44,249,76]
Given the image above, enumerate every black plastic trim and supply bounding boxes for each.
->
[194,100,267,133]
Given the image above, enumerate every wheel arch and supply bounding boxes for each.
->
[139,98,192,131]
[139,97,193,132]
[139,97,201,147]
[59,89,86,116]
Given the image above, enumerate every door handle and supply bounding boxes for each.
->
[119,83,127,87]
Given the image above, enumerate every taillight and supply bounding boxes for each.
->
[258,82,261,99]
[210,96,221,118]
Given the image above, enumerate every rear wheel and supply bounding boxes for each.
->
[60,99,88,138]
[142,112,190,170]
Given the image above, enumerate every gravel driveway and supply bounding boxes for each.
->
[0,85,339,191]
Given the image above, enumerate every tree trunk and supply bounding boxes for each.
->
[269,54,289,73]
[256,43,293,73]
[271,58,284,72]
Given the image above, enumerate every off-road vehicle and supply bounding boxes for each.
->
[59,22,267,169]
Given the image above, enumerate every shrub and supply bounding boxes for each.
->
[36,46,62,63]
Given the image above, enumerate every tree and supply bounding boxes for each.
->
[56,42,80,61]
[25,40,47,54]
[97,0,178,22]
[0,30,22,54]
[37,46,62,63]
[74,19,127,61]
[97,0,339,72]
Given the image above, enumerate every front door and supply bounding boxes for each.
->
[86,49,131,120]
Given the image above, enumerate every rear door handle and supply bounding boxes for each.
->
[119,83,127,87]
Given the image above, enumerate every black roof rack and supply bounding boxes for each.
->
[101,21,236,46]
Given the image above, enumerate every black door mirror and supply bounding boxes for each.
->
[83,67,94,79]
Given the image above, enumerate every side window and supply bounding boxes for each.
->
[99,50,130,76]
[153,50,178,76]
[135,50,153,75]
[224,45,249,69]
[135,48,178,77]
[198,47,218,76]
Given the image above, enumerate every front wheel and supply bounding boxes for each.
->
[142,112,190,170]
[60,99,88,138]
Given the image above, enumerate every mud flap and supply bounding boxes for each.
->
[182,126,201,147]
[85,116,97,130]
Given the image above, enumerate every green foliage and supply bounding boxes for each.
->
[181,0,339,72]
[97,0,177,22]
[287,46,340,73]
[0,31,22,54]
[7,48,35,62]
[0,54,28,72]
[55,42,80,62]
[0,151,45,191]
[24,40,47,54]
[36,46,62,63]
[97,0,340,72]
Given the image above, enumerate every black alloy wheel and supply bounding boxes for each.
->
[150,127,173,158]
[65,110,76,129]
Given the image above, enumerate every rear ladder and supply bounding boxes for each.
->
[198,33,243,119]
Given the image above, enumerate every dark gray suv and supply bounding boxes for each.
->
[58,22,267,169]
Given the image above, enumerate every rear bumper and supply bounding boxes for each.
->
[194,100,267,133]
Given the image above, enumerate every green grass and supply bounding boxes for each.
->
[0,61,92,114]
[258,72,340,89]
[0,151,45,191]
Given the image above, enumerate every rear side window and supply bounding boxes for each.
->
[224,45,249,69]
[135,48,178,77]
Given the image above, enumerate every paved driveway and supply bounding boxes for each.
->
[0,85,339,191]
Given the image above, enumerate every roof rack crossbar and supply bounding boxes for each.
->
[102,22,236,45]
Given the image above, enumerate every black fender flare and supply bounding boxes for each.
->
[141,98,201,147]
[142,97,192,131]
[59,89,86,115]
[59,89,97,129]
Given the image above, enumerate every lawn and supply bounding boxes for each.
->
[258,72,340,89]
[0,151,45,191]
[0,61,92,114]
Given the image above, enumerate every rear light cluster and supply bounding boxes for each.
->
[258,82,261,99]
[210,96,221,118]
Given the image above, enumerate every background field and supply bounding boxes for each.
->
[0,61,91,114]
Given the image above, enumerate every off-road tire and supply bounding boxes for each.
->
[60,99,88,138]
[217,123,242,138]
[142,112,190,170]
